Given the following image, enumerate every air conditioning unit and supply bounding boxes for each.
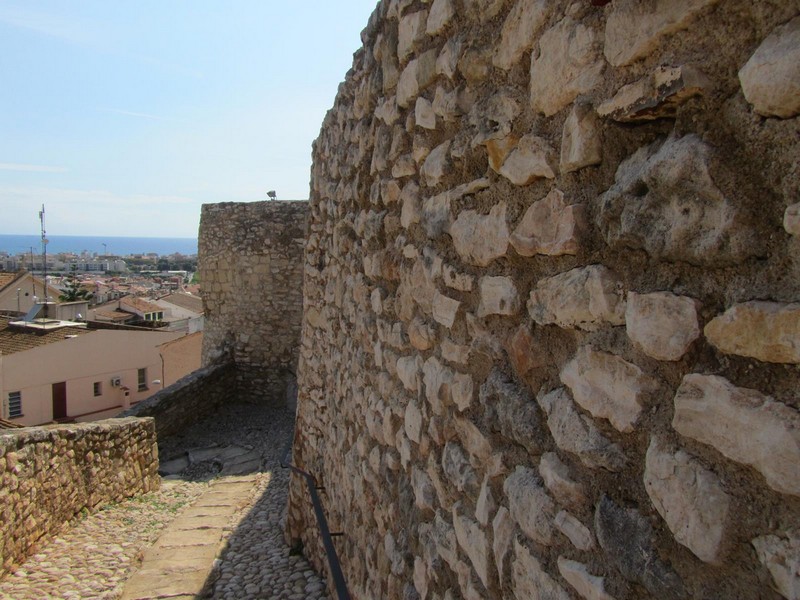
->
[110,377,122,387]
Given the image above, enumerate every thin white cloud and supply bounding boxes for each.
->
[0,163,69,173]
[0,6,94,45]
[0,185,195,207]
[100,108,170,122]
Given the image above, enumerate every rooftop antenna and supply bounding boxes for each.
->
[29,246,36,298]
[267,190,277,201]
[39,204,49,315]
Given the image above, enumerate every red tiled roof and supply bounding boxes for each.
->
[95,309,135,322]
[160,292,203,314]
[0,316,93,356]
[0,271,23,292]
[121,297,162,313]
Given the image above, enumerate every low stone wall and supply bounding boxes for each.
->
[121,362,236,438]
[0,417,159,576]
[199,201,308,405]
[288,1,800,599]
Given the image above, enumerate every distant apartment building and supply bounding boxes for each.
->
[0,315,200,426]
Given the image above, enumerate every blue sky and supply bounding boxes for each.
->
[0,1,377,237]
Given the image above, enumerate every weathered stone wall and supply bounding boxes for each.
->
[120,362,237,437]
[199,201,308,404]
[0,418,159,576]
[288,2,800,599]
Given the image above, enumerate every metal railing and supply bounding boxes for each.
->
[281,439,351,600]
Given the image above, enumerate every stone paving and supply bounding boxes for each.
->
[0,402,330,600]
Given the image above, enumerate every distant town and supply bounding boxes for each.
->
[0,248,200,304]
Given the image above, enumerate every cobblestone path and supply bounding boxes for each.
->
[0,403,329,600]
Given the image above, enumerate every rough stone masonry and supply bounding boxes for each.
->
[0,418,160,577]
[287,1,800,599]
[200,201,308,405]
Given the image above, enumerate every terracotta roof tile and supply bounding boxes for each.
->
[160,292,203,314]
[121,297,162,313]
[0,316,93,356]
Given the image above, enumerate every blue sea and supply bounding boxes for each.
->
[0,234,197,256]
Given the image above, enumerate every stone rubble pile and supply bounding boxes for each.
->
[287,1,800,599]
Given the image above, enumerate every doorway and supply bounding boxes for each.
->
[52,382,67,421]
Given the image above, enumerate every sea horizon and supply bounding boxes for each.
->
[0,234,198,257]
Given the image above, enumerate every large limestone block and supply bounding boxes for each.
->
[561,346,659,433]
[672,374,800,497]
[470,90,520,147]
[431,511,459,569]
[539,388,626,472]
[409,317,435,350]
[604,0,720,66]
[504,466,556,545]
[704,301,800,364]
[412,467,437,512]
[625,291,700,361]
[510,189,585,257]
[422,178,490,238]
[492,507,514,580]
[752,530,800,600]
[595,495,687,598]
[454,417,492,465]
[452,504,491,589]
[400,182,421,229]
[415,97,437,130]
[739,17,800,118]
[539,452,587,509]
[554,510,595,551]
[397,60,420,108]
[405,401,423,444]
[421,140,451,188]
[557,557,616,600]
[597,134,759,265]
[423,356,473,413]
[477,276,519,317]
[398,10,427,63]
[527,265,625,331]
[530,17,604,116]
[436,36,460,80]
[498,134,557,185]
[598,65,710,122]
[512,541,571,600]
[396,49,438,108]
[442,441,479,494]
[644,436,730,563]
[480,368,546,455]
[560,102,602,173]
[426,0,454,36]
[397,355,422,392]
[493,0,550,70]
[786,203,800,236]
[450,202,509,267]
[432,290,460,328]
[505,325,543,379]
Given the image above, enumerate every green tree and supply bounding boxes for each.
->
[59,266,94,302]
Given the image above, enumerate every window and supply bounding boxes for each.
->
[93,381,102,397]
[137,368,147,392]
[8,391,22,418]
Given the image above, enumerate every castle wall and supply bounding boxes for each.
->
[288,1,800,599]
[120,362,236,437]
[199,201,308,405]
[0,417,159,576]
